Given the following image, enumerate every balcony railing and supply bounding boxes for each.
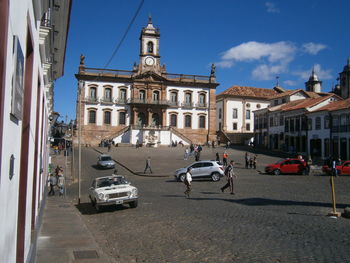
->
[127,98,169,106]
[115,98,128,104]
[168,101,179,107]
[181,102,194,108]
[85,96,99,103]
[100,97,114,104]
[195,102,208,108]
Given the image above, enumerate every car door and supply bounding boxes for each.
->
[200,162,214,177]
[190,163,203,178]
[291,160,303,173]
[342,161,350,175]
[280,160,290,174]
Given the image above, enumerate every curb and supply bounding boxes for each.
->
[92,148,170,178]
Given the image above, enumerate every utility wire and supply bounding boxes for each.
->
[103,0,145,70]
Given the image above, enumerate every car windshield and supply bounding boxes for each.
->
[100,156,112,161]
[96,177,128,188]
[275,159,285,164]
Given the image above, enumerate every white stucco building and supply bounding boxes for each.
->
[76,17,218,146]
[216,85,283,144]
[0,1,71,262]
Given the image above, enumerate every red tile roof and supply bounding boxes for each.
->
[280,95,335,111]
[314,98,350,112]
[217,86,278,99]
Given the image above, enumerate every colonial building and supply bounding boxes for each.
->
[216,85,283,144]
[0,1,71,262]
[308,98,350,160]
[333,58,350,99]
[253,68,350,160]
[75,17,218,146]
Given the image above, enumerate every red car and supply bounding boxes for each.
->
[322,160,350,175]
[265,158,308,175]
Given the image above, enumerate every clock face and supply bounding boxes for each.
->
[145,57,155,66]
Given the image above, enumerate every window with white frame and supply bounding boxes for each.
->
[232,108,238,119]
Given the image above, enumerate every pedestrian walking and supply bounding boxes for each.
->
[184,148,189,160]
[48,173,57,196]
[184,167,192,198]
[107,143,111,152]
[245,152,250,169]
[144,156,153,174]
[212,140,215,148]
[253,154,257,169]
[58,174,65,196]
[220,160,237,194]
[216,152,220,162]
[223,151,228,167]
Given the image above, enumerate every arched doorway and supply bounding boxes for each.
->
[152,113,160,126]
[138,112,146,126]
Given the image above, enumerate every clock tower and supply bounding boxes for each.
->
[138,16,162,73]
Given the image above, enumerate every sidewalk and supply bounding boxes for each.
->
[35,153,114,263]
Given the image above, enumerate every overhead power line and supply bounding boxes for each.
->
[103,0,145,69]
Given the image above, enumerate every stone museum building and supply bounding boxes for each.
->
[75,17,218,146]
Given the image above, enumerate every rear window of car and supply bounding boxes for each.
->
[202,162,213,167]
[100,156,112,161]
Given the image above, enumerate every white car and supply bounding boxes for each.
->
[89,175,138,212]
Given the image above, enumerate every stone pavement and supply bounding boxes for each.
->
[34,153,115,263]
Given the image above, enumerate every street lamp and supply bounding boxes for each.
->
[78,79,84,204]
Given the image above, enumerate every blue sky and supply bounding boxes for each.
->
[55,0,350,121]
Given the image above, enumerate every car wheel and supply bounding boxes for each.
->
[211,172,220,182]
[274,169,281,176]
[129,200,138,208]
[179,174,186,182]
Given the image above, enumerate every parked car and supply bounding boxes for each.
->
[265,158,308,175]
[322,160,350,176]
[97,154,116,169]
[175,160,224,182]
[89,175,138,212]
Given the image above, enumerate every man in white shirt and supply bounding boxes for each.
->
[184,167,192,198]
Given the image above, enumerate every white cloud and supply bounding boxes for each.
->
[220,41,296,65]
[252,64,286,81]
[294,64,333,80]
[215,60,234,68]
[265,2,280,13]
[284,80,298,86]
[302,42,327,55]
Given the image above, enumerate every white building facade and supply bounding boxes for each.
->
[0,1,71,262]
[216,86,281,144]
[76,18,218,146]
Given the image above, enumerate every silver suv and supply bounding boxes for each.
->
[175,160,224,182]
[97,154,116,169]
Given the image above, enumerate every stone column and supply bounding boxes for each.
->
[133,107,138,126]
[147,108,152,126]
[162,109,167,127]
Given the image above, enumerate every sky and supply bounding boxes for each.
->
[54,0,350,121]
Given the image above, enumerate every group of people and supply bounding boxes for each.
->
[48,165,65,196]
[184,144,203,161]
[184,159,237,198]
[245,152,257,169]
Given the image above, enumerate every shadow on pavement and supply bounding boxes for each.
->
[75,202,130,215]
[164,195,349,209]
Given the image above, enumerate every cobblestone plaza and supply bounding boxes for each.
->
[70,146,350,263]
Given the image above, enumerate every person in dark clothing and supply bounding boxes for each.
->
[216,152,220,162]
[144,156,153,174]
[48,174,57,196]
[220,160,237,194]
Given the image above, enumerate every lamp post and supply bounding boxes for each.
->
[78,80,84,204]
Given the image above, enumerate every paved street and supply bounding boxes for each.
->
[68,146,350,263]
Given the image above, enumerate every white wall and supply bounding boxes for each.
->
[0,1,52,262]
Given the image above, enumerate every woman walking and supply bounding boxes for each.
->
[184,167,192,198]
